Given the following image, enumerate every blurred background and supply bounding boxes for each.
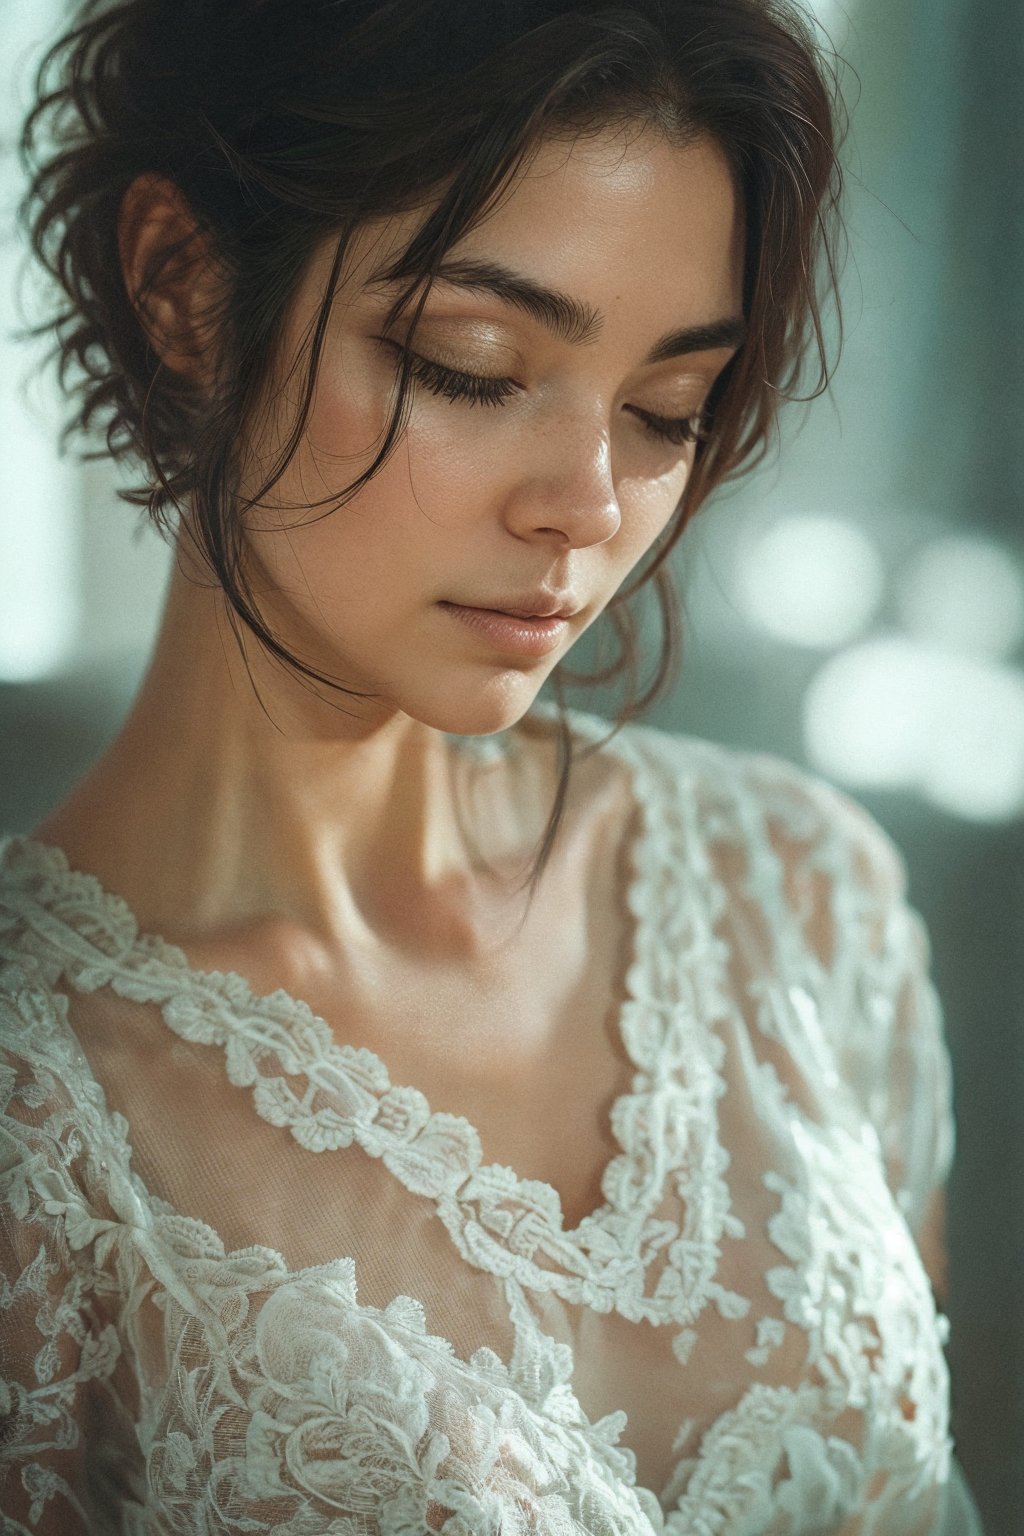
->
[1,0,1021,1528]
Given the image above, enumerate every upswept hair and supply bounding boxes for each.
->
[21,0,846,889]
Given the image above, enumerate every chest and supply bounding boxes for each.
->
[278,891,638,1232]
[55,899,950,1521]
[112,1032,947,1520]
[171,789,641,1236]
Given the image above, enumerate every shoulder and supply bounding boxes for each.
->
[0,957,138,1272]
[0,835,104,1122]
[0,834,74,1054]
[0,956,85,1114]
[575,711,909,902]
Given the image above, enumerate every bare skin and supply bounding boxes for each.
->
[40,138,739,927]
[36,123,743,965]
[35,123,952,1294]
[31,119,951,1278]
[32,124,749,1226]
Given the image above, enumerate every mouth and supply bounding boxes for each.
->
[437,601,572,656]
[495,607,573,621]
[442,595,581,621]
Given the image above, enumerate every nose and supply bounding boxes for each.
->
[501,410,622,549]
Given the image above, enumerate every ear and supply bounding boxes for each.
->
[117,172,221,381]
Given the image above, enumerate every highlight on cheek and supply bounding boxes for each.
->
[9,6,991,1534]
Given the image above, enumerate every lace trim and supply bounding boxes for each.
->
[0,714,969,1531]
[0,711,746,1337]
[0,980,667,1530]
[8,955,870,1530]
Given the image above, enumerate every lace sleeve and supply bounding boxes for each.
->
[811,787,956,1239]
[0,967,137,1534]
[738,748,958,1243]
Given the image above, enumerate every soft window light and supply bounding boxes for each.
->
[803,637,1024,823]
[732,515,885,650]
[896,535,1024,661]
[0,0,79,681]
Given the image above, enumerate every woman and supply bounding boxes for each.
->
[0,0,985,1531]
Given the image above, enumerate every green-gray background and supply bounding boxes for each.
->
[1,1,1020,1527]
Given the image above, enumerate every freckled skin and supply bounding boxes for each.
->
[25,116,957,1441]
[241,125,745,740]
[33,122,744,956]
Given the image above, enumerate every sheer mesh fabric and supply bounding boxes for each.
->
[0,710,982,1534]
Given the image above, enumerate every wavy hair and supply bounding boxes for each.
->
[21,0,846,892]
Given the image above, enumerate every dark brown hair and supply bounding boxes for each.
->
[21,0,845,893]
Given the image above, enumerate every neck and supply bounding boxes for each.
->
[33,553,549,956]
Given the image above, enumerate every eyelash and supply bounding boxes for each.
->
[379,339,709,448]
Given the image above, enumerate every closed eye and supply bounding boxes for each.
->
[379,338,518,407]
[377,338,710,447]
[634,406,711,448]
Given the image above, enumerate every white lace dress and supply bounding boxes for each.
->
[0,710,984,1535]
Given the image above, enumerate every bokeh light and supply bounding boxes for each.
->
[896,535,1024,661]
[732,514,885,650]
[804,636,1024,822]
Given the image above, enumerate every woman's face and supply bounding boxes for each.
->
[241,122,745,737]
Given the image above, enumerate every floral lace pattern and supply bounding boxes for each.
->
[0,712,980,1534]
[0,714,746,1347]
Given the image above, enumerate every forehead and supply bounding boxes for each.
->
[494,125,743,311]
[343,123,745,328]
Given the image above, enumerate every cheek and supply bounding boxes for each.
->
[244,411,414,618]
[383,406,510,530]
[616,457,690,556]
[242,339,392,535]
[299,349,394,487]
[378,409,693,548]
[293,352,496,546]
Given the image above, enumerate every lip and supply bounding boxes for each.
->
[452,592,581,621]
[438,601,571,657]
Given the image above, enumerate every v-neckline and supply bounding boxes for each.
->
[0,711,738,1519]
[0,708,703,1275]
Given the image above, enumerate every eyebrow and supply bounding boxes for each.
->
[368,256,747,365]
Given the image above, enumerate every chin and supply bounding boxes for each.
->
[400,667,552,740]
